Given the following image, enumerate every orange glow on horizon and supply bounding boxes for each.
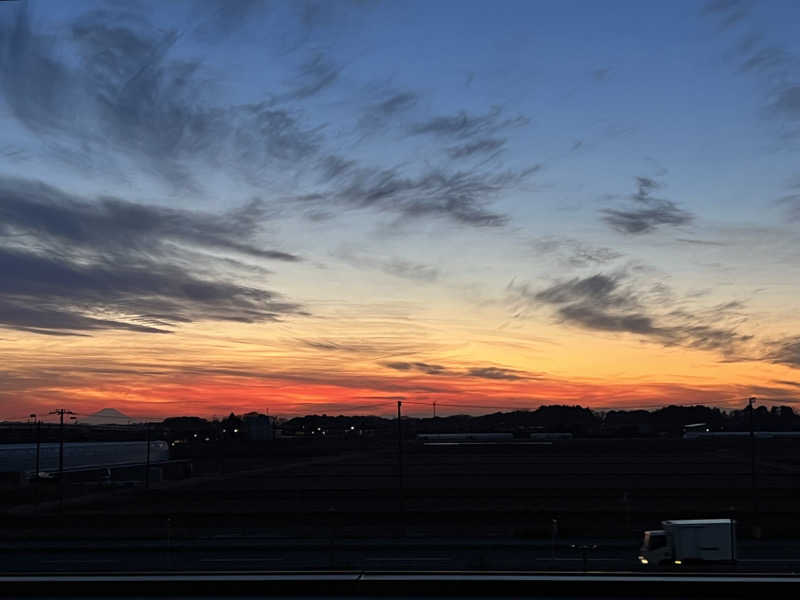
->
[13,370,794,421]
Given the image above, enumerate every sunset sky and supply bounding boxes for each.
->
[2,0,800,420]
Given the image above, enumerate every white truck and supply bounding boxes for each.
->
[639,519,736,566]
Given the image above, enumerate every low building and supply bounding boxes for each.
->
[243,413,273,441]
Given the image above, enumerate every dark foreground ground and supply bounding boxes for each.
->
[2,437,799,573]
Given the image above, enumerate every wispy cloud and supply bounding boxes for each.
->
[382,361,529,381]
[777,180,800,221]
[410,106,528,140]
[766,336,800,368]
[0,7,536,233]
[530,236,622,267]
[466,367,523,380]
[0,178,302,336]
[602,204,693,234]
[703,0,800,215]
[300,338,414,356]
[358,91,419,134]
[191,0,265,42]
[0,7,321,191]
[272,52,341,104]
[703,0,800,144]
[703,0,751,29]
[0,178,298,261]
[675,238,728,246]
[774,379,800,389]
[303,164,540,228]
[592,67,612,82]
[509,270,751,355]
[601,176,693,234]
[384,361,448,375]
[334,246,439,282]
[446,138,506,159]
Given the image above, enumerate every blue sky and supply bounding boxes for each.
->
[1,0,800,418]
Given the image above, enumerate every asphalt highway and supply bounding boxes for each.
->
[2,571,800,600]
[2,537,800,573]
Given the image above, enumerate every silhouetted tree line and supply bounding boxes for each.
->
[4,404,800,443]
[279,403,800,438]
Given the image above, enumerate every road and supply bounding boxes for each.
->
[2,537,800,573]
[2,571,800,599]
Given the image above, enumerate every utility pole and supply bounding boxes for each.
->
[49,409,74,478]
[49,409,74,510]
[145,421,152,489]
[29,414,40,477]
[34,417,41,478]
[748,397,758,530]
[218,420,226,475]
[30,414,40,506]
[433,401,436,418]
[397,400,403,486]
[551,518,558,560]
[397,400,404,535]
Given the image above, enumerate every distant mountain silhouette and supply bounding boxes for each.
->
[83,408,133,425]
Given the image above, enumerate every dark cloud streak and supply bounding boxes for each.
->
[601,176,693,234]
[358,92,418,133]
[383,362,528,381]
[511,271,750,355]
[272,53,340,104]
[410,106,528,140]
[447,138,506,159]
[0,178,302,336]
[309,165,539,228]
[466,367,522,380]
[0,178,298,261]
[767,337,800,368]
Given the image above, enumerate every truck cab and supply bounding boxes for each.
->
[639,529,670,565]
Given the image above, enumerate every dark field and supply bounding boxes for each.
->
[4,437,799,541]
